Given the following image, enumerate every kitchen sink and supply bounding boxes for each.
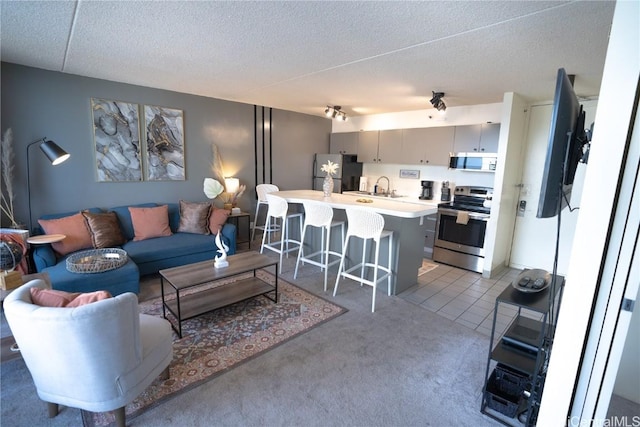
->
[355,191,405,199]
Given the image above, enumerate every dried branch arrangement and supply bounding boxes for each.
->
[209,143,226,186]
[0,129,19,228]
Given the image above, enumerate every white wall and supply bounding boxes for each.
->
[483,93,529,276]
[509,99,598,274]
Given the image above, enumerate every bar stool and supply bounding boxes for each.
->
[294,201,345,291]
[251,184,280,243]
[333,208,393,312]
[260,194,303,273]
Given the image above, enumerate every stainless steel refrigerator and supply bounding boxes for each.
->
[312,154,363,193]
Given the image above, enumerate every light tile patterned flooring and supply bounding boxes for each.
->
[399,261,528,338]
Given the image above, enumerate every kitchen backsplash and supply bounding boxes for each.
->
[361,163,495,200]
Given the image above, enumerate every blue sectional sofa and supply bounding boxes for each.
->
[33,202,236,296]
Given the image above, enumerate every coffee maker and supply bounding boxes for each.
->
[419,180,434,200]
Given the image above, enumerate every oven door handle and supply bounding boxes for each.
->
[438,208,490,221]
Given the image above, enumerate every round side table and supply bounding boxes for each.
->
[26,234,66,273]
[26,234,66,245]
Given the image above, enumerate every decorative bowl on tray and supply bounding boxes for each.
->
[66,248,128,274]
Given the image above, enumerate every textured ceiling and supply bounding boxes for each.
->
[1,1,616,118]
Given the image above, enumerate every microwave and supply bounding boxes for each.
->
[449,153,497,172]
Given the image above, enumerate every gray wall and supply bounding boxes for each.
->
[1,62,330,229]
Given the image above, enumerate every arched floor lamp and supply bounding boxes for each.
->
[26,138,70,232]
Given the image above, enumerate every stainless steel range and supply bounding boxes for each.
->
[433,186,493,273]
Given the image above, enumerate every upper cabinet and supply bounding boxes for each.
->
[480,123,501,152]
[341,122,500,165]
[402,127,454,166]
[357,131,380,163]
[357,130,403,163]
[330,132,358,154]
[453,123,500,153]
[377,130,404,164]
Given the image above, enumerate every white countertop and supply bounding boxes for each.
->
[272,190,438,218]
[342,191,442,207]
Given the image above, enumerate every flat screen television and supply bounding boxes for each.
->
[537,68,588,218]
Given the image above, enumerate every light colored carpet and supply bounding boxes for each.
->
[84,271,345,426]
[1,254,501,427]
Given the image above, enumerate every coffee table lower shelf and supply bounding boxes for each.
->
[164,277,276,328]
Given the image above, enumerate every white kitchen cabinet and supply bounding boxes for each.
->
[453,123,500,153]
[357,130,403,163]
[479,123,500,152]
[377,129,404,164]
[330,132,358,154]
[453,124,482,153]
[402,127,454,166]
[357,130,380,163]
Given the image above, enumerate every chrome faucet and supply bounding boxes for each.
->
[375,176,390,194]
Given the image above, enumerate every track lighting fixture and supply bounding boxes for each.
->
[429,92,446,111]
[324,105,348,121]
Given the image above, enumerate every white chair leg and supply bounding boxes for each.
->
[294,223,308,279]
[260,215,271,254]
[387,233,393,296]
[323,225,331,291]
[360,238,367,285]
[333,235,349,296]
[279,218,287,273]
[372,239,381,312]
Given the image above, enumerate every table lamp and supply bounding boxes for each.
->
[224,177,240,194]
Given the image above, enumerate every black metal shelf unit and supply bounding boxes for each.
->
[480,274,564,426]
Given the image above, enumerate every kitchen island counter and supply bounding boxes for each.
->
[272,190,435,295]
[273,190,437,218]
[342,191,442,209]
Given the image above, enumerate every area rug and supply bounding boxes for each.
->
[83,270,346,426]
[418,259,439,275]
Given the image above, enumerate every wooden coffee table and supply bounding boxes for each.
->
[159,251,278,337]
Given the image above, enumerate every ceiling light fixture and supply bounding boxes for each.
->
[429,92,446,112]
[325,105,348,121]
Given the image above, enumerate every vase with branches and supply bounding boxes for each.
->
[204,177,246,211]
[1,129,21,228]
[220,185,246,209]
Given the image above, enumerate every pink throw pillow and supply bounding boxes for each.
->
[129,205,172,241]
[66,290,112,307]
[30,288,111,307]
[38,213,93,256]
[209,206,230,234]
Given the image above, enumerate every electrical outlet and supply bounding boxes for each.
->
[517,200,526,217]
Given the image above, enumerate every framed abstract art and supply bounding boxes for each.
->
[143,105,185,181]
[91,98,142,182]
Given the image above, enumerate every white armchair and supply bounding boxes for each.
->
[3,279,173,426]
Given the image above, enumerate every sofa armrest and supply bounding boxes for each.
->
[221,223,237,255]
[32,244,57,272]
